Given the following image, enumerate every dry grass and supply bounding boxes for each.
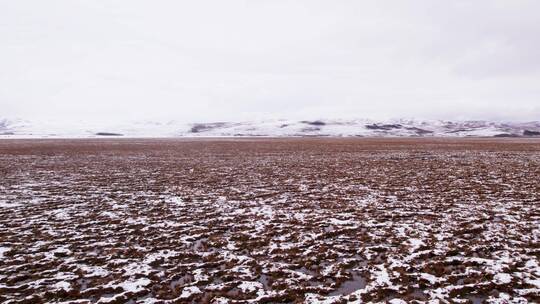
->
[0,138,539,303]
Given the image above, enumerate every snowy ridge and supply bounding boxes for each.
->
[1,118,540,138]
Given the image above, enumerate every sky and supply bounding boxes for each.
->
[1,0,539,123]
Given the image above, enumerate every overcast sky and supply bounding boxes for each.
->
[1,0,539,123]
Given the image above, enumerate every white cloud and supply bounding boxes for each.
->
[1,0,539,123]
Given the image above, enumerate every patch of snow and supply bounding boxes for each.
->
[118,277,151,292]
[180,286,201,299]
[123,262,153,276]
[79,265,109,277]
[237,281,263,293]
[101,211,119,219]
[525,278,540,288]
[165,196,183,204]
[373,264,392,286]
[0,201,22,208]
[420,273,443,284]
[193,268,210,281]
[0,247,10,259]
[304,293,343,304]
[408,238,425,252]
[493,273,512,284]
[328,218,354,226]
[53,281,71,290]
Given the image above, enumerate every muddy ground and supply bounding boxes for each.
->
[0,138,539,303]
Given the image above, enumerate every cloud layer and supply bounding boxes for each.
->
[1,0,539,123]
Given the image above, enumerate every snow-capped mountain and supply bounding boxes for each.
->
[1,118,540,138]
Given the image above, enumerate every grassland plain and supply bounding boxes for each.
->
[0,138,539,303]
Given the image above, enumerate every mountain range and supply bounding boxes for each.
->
[1,118,540,138]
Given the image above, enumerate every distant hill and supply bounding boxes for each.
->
[1,118,539,138]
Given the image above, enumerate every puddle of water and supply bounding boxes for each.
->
[298,266,317,277]
[77,278,89,290]
[192,238,206,251]
[170,275,192,289]
[258,274,271,290]
[409,289,428,300]
[467,295,488,304]
[328,273,367,296]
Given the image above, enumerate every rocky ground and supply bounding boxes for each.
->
[0,138,539,303]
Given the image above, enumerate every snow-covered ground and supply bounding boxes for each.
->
[0,139,539,303]
[1,117,540,138]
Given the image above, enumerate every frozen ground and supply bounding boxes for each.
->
[0,138,539,303]
[1,118,540,138]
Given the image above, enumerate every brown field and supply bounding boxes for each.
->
[0,138,539,303]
